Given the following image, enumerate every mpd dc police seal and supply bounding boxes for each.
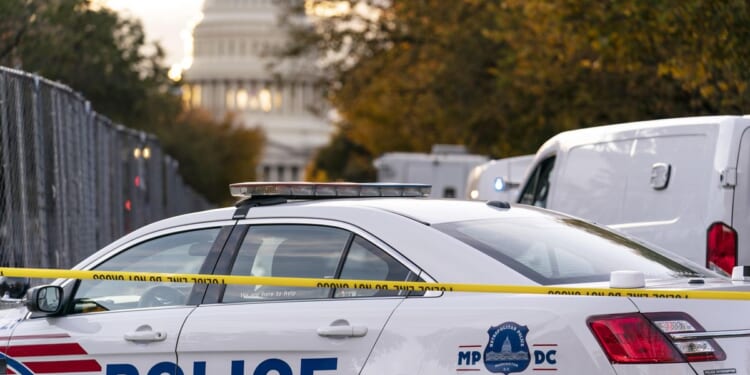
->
[483,322,531,374]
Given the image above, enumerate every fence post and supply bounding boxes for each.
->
[30,74,50,269]
[0,70,14,267]
[11,75,31,267]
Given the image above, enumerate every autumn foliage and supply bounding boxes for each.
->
[288,0,750,181]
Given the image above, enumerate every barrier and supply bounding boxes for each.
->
[0,67,212,271]
[3,267,750,301]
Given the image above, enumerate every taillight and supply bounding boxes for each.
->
[707,222,737,276]
[588,312,726,364]
[645,312,726,362]
[588,313,683,363]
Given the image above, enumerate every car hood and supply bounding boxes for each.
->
[0,303,26,333]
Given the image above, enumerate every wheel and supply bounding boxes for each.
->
[138,285,185,308]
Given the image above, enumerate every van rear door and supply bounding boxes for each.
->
[733,126,750,267]
[617,131,715,265]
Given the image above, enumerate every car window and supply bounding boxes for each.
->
[334,236,415,298]
[434,215,711,285]
[72,227,221,313]
[221,226,422,303]
[518,156,555,207]
[222,225,350,302]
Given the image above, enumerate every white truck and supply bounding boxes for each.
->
[373,145,488,198]
[518,115,750,276]
[465,154,534,202]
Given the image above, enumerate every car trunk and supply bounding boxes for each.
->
[631,296,750,373]
[571,277,750,373]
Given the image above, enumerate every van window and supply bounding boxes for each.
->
[518,157,555,207]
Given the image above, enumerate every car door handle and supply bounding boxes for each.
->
[124,328,167,342]
[317,324,368,338]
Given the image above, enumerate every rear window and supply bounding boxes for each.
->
[434,216,710,285]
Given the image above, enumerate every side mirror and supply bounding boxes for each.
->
[26,285,64,314]
[493,177,519,192]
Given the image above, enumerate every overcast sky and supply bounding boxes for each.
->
[103,0,205,73]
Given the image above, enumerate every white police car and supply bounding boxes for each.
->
[1,182,750,375]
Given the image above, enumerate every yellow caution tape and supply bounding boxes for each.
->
[2,267,750,300]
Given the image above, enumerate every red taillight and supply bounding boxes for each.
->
[588,313,683,363]
[589,312,726,364]
[707,222,737,276]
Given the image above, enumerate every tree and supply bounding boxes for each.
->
[305,126,375,182]
[158,109,265,205]
[287,0,750,179]
[0,0,265,204]
[287,0,506,154]
[284,0,510,180]
[0,0,38,64]
[1,0,178,128]
[484,0,750,146]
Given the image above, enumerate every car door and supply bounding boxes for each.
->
[5,224,232,375]
[177,221,423,374]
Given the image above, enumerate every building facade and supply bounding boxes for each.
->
[183,0,332,181]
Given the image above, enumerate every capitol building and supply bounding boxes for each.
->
[182,0,333,181]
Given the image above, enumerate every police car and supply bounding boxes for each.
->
[1,182,750,375]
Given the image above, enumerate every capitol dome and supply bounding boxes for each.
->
[183,0,333,181]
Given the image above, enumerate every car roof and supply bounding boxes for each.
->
[267,198,538,224]
[74,198,543,285]
[101,198,543,241]
[73,207,237,269]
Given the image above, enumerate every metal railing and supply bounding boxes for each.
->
[0,67,212,270]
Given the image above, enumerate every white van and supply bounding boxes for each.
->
[465,154,534,201]
[518,115,750,276]
[373,145,488,198]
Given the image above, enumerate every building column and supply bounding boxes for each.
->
[295,82,304,114]
[249,79,258,112]
[203,80,218,113]
[281,80,291,115]
[215,80,226,118]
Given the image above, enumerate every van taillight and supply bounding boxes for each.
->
[588,312,725,364]
[707,222,737,276]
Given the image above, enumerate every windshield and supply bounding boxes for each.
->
[434,215,712,285]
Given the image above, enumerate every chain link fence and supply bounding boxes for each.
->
[0,67,212,271]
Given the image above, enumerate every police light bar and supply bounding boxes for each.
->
[230,182,432,199]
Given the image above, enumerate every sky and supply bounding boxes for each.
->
[101,0,206,79]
